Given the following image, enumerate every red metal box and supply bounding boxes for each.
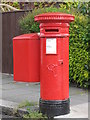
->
[35,13,74,117]
[13,33,40,82]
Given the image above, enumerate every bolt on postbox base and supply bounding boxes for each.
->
[39,98,70,117]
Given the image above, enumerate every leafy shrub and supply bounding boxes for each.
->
[69,14,89,88]
[19,7,89,88]
[33,2,89,14]
[19,7,70,33]
[59,2,89,15]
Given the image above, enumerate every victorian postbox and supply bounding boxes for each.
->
[13,33,40,82]
[35,13,74,117]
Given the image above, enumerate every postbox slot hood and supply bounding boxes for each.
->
[13,33,40,40]
[35,12,74,23]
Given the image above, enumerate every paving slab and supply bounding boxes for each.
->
[0,73,89,119]
[1,73,88,105]
[70,93,88,106]
[54,103,88,118]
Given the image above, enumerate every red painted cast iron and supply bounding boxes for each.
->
[13,33,40,82]
[35,12,74,117]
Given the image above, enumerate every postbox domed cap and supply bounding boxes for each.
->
[35,12,74,23]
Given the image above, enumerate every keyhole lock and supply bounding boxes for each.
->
[58,60,63,65]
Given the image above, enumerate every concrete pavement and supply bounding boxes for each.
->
[0,73,89,119]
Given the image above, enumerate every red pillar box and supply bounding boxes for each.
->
[13,33,40,82]
[35,13,74,117]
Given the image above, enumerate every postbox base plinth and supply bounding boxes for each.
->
[39,98,70,117]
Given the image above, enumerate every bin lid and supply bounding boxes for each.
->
[35,12,74,23]
[13,33,40,40]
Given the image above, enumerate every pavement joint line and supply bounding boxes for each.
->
[70,92,88,97]
[1,87,87,96]
[1,85,40,90]
[1,93,87,99]
[1,82,40,85]
[1,82,15,84]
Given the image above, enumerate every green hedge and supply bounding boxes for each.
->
[19,7,89,88]
[69,14,88,88]
[19,7,70,33]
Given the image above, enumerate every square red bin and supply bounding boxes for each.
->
[13,33,40,82]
